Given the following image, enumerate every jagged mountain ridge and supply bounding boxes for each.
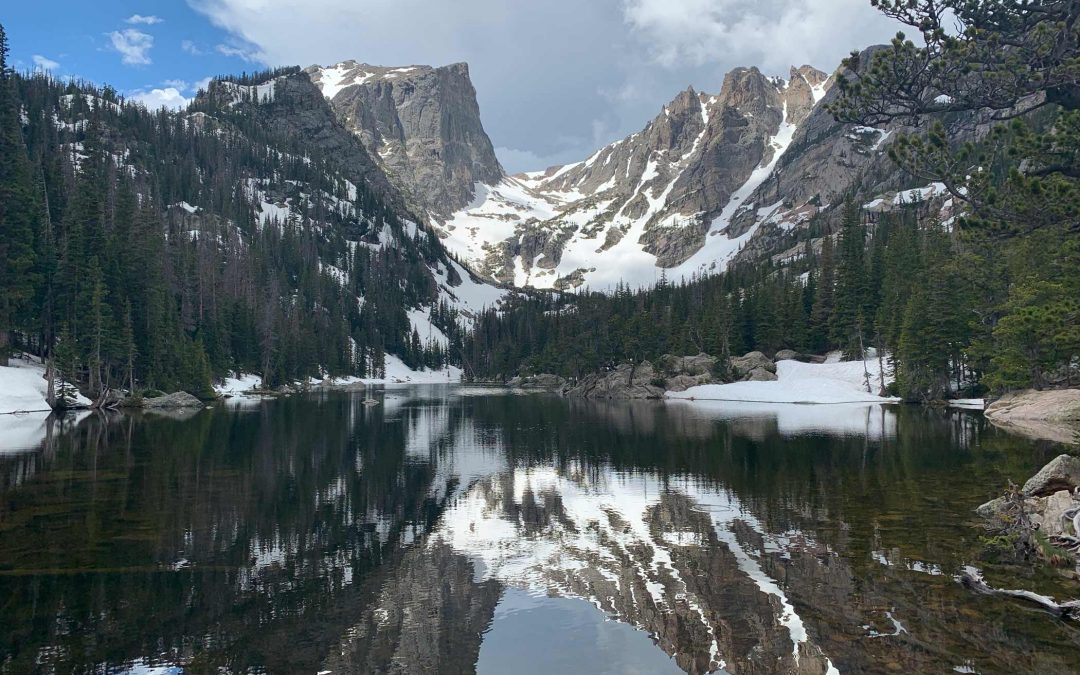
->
[437,65,838,290]
[304,60,504,218]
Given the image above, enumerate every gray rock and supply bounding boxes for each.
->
[141,392,204,410]
[564,362,665,399]
[305,61,503,217]
[774,349,800,361]
[1022,454,1080,497]
[731,351,776,378]
[656,353,717,377]
[508,374,565,389]
[986,389,1080,423]
[975,495,1008,519]
[745,367,778,382]
[976,489,1079,537]
[1030,489,1080,536]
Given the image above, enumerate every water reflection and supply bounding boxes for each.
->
[0,389,1074,674]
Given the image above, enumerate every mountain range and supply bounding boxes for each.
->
[303,53,921,292]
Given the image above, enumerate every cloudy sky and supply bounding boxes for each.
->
[5,0,900,172]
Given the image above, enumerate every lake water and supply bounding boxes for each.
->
[0,387,1076,674]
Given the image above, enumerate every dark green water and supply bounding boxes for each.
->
[0,388,1077,674]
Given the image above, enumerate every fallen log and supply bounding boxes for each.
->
[959,566,1080,620]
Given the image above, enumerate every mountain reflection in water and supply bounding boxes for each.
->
[0,388,1073,674]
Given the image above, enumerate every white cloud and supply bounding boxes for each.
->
[126,14,164,25]
[109,29,154,65]
[216,43,259,61]
[128,87,191,110]
[620,0,896,72]
[194,76,213,92]
[32,54,60,71]
[163,78,189,90]
[181,40,204,55]
[187,0,901,174]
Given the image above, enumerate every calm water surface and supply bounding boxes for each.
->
[0,388,1077,674]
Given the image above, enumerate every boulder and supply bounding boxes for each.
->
[1022,454,1080,497]
[773,349,826,364]
[730,351,776,379]
[1030,489,1079,536]
[978,488,1080,537]
[655,353,720,391]
[746,367,778,382]
[665,374,704,393]
[141,391,204,410]
[656,353,717,377]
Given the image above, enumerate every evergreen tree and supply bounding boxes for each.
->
[0,24,39,364]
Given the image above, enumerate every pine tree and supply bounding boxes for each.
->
[0,23,39,364]
[830,203,868,359]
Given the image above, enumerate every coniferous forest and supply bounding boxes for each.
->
[0,25,466,400]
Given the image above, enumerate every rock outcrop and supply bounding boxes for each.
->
[140,392,205,409]
[506,373,566,389]
[984,389,1080,444]
[562,351,793,398]
[305,61,504,217]
[563,362,665,399]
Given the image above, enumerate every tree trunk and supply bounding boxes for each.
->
[46,357,56,409]
[0,329,9,367]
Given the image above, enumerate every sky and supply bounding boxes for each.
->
[3,1,901,173]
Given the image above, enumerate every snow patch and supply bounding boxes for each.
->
[668,355,897,404]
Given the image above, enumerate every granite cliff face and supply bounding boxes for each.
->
[438,65,834,290]
[305,60,504,217]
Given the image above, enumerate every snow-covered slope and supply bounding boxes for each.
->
[0,355,91,414]
[438,66,832,291]
[667,353,898,404]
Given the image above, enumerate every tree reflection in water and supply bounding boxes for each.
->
[0,389,1073,674]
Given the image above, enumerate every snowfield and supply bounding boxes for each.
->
[317,355,462,387]
[215,372,263,397]
[667,356,898,404]
[0,356,92,454]
[0,355,91,414]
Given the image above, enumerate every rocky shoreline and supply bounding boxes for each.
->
[984,389,1080,445]
[506,350,827,399]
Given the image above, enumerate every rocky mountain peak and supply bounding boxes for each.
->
[304,59,504,217]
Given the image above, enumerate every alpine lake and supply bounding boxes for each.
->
[1,387,1077,674]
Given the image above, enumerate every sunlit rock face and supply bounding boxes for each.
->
[305,61,504,218]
